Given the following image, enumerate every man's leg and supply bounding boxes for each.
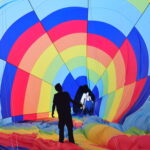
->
[68,126,75,143]
[58,120,65,143]
[66,118,75,143]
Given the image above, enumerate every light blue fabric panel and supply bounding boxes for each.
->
[99,94,108,118]
[136,5,150,75]
[52,65,69,85]
[29,0,88,20]
[88,0,141,36]
[0,0,32,39]
[0,59,6,119]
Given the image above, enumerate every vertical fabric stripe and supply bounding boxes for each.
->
[23,75,42,114]
[38,81,52,113]
[11,69,29,116]
[1,63,17,118]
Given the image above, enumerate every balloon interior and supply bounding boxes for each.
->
[0,0,150,149]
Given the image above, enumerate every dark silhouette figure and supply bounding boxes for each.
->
[52,83,81,143]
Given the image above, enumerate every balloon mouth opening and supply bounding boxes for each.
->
[73,85,95,116]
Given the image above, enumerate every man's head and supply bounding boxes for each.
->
[82,85,88,93]
[55,83,62,92]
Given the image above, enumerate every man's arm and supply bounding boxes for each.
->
[67,93,82,107]
[52,95,56,118]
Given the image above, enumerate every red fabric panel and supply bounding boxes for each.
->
[48,20,87,42]
[108,135,150,150]
[108,135,134,150]
[0,132,83,150]
[87,33,118,58]
[125,78,146,112]
[120,39,137,85]
[11,133,36,149]
[24,113,37,121]
[7,23,45,66]
[132,135,150,149]
[11,69,29,116]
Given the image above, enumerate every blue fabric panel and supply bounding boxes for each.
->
[12,115,23,122]
[7,147,28,150]
[62,73,78,99]
[92,86,99,99]
[0,11,39,60]
[128,28,149,80]
[41,7,88,31]
[122,98,150,131]
[99,95,108,118]
[94,98,102,116]
[75,76,87,86]
[0,63,17,118]
[88,21,126,48]
[52,65,69,86]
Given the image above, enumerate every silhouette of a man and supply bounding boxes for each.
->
[52,83,79,143]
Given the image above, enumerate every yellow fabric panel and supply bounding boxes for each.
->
[107,62,116,93]
[107,88,124,122]
[38,133,59,140]
[49,112,58,118]
[37,81,52,113]
[60,45,86,62]
[0,128,39,134]
[49,88,56,112]
[75,133,107,150]
[31,44,58,79]
[87,57,105,77]
[87,124,125,146]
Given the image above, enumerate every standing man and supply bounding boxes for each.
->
[52,83,80,144]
